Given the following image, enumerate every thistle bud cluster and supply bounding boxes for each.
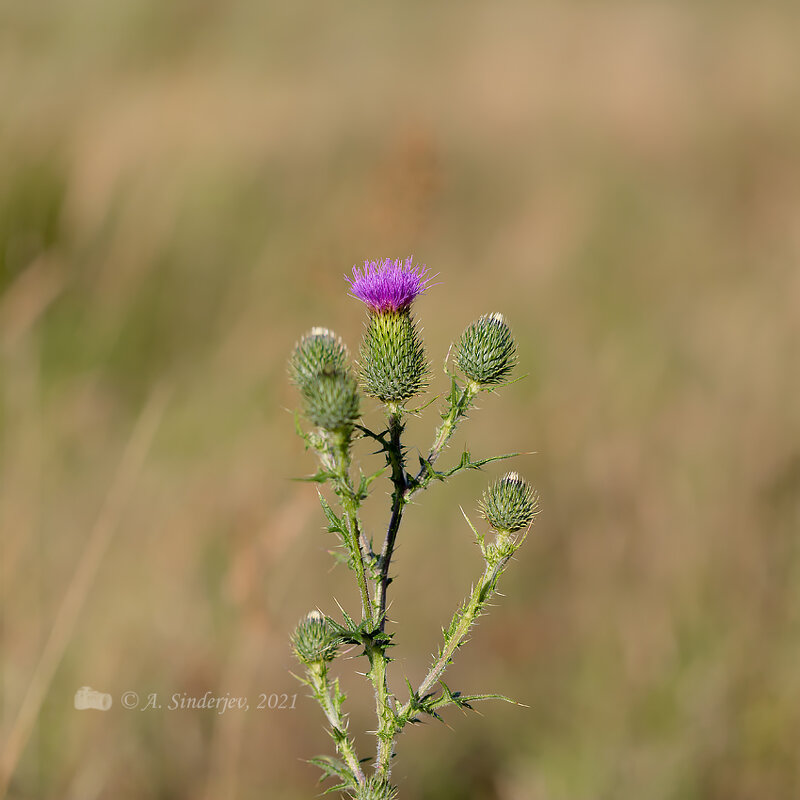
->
[290,328,360,433]
[286,258,541,797]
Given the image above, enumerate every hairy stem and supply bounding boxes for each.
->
[308,664,366,786]
[326,432,373,622]
[411,381,479,496]
[398,545,514,724]
[375,383,479,626]
[417,561,500,698]
[369,386,481,775]
[367,644,396,779]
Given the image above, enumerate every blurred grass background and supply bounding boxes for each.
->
[2,1,800,798]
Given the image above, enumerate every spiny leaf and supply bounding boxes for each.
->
[354,423,391,450]
[442,374,461,419]
[441,449,521,479]
[357,465,387,499]
[404,392,440,416]
[332,677,347,714]
[317,492,347,536]
[294,410,325,451]
[424,683,520,715]
[308,755,357,792]
[295,468,336,484]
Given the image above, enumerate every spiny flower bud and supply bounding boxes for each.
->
[479,471,538,533]
[291,610,339,665]
[350,776,397,800]
[359,310,427,404]
[456,312,516,386]
[289,328,349,388]
[301,368,360,432]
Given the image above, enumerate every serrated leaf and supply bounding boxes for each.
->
[308,755,357,792]
[441,450,521,479]
[419,683,520,717]
[442,374,461,419]
[317,492,344,531]
[357,465,387,499]
[295,468,336,484]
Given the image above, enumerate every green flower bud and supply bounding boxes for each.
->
[291,610,340,665]
[350,776,397,800]
[289,328,349,388]
[479,471,538,533]
[301,368,360,432]
[359,310,427,405]
[456,312,516,385]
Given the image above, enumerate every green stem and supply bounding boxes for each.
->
[417,561,500,699]
[367,645,396,779]
[408,381,478,499]
[397,547,513,724]
[375,412,407,630]
[375,383,478,627]
[366,384,483,777]
[327,431,373,622]
[308,663,366,786]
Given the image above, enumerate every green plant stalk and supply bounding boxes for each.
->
[366,642,396,780]
[414,550,509,702]
[410,381,479,496]
[374,411,407,630]
[368,384,482,780]
[375,382,479,627]
[323,431,374,622]
[307,662,366,787]
[296,360,523,791]
[388,542,517,748]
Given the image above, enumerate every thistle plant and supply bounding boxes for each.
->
[288,257,539,797]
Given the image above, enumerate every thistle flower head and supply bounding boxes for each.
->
[346,257,432,313]
[479,471,539,533]
[289,327,349,388]
[456,312,517,386]
[291,610,340,665]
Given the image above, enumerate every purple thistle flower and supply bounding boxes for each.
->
[346,257,432,313]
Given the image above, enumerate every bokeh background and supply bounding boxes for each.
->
[2,1,800,798]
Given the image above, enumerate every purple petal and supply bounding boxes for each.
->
[346,257,432,312]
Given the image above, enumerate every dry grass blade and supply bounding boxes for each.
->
[0,387,169,799]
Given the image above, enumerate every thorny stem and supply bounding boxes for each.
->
[375,411,407,630]
[308,663,366,786]
[373,549,515,774]
[326,432,374,622]
[369,384,481,778]
[415,553,507,700]
[367,642,396,780]
[376,383,478,627]
[304,380,500,788]
[409,381,479,499]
